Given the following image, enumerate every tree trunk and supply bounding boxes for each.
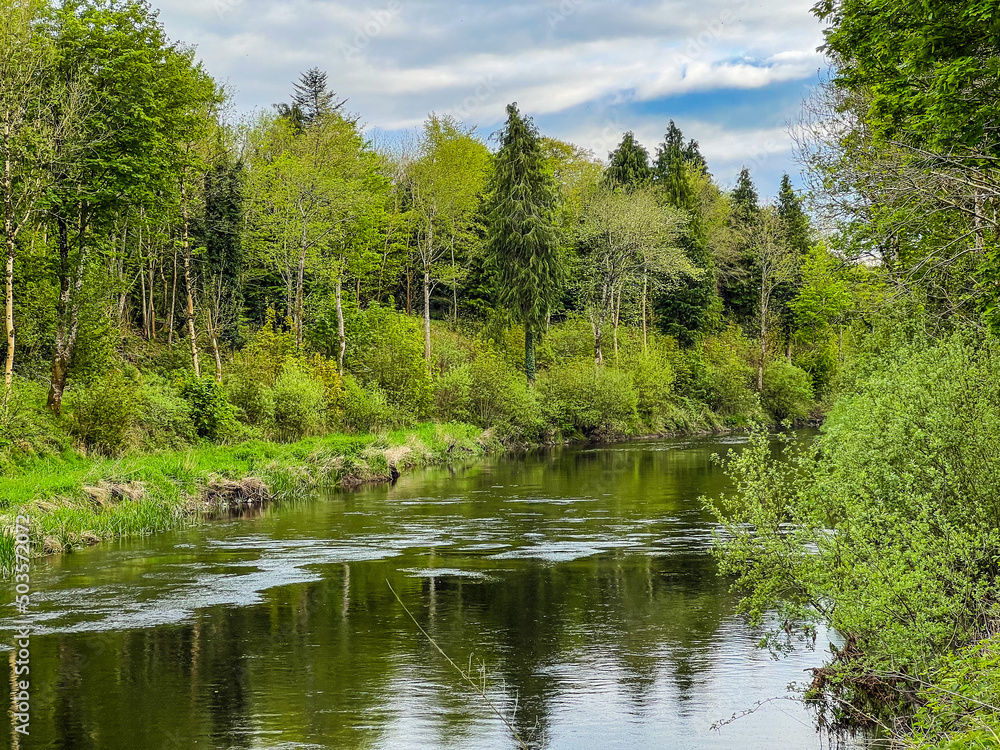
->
[2,123,16,395]
[48,210,87,414]
[182,180,200,378]
[148,254,156,342]
[335,276,346,375]
[206,309,222,383]
[641,270,648,353]
[295,226,307,348]
[423,265,432,368]
[593,319,604,367]
[612,288,621,365]
[168,247,177,345]
[786,338,792,365]
[139,250,148,338]
[525,321,536,385]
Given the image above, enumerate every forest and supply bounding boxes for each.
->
[0,0,856,469]
[5,0,1000,746]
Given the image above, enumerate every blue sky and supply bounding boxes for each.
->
[156,0,827,198]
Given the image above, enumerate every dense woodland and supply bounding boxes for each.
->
[0,0,867,464]
[7,0,1000,745]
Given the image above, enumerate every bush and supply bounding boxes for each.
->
[762,360,814,422]
[340,374,396,433]
[226,312,295,427]
[700,326,762,420]
[347,304,430,416]
[432,365,473,423]
[0,378,71,472]
[538,360,638,439]
[179,376,235,441]
[65,370,141,454]
[138,377,196,449]
[467,349,543,441]
[271,361,327,441]
[622,344,676,430]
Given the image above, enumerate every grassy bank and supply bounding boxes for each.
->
[0,422,496,576]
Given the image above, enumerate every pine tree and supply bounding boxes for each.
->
[485,103,563,383]
[604,132,652,190]
[721,167,762,325]
[275,68,345,129]
[653,120,707,181]
[777,173,810,256]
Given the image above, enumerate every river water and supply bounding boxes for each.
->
[3,433,845,749]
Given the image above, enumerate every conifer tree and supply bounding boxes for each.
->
[485,103,563,384]
[777,173,810,256]
[604,132,652,190]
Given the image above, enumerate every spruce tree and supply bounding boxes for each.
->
[275,68,345,129]
[721,167,762,325]
[653,120,707,181]
[777,173,810,256]
[604,131,652,190]
[486,103,563,384]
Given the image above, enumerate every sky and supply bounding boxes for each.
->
[155,0,828,197]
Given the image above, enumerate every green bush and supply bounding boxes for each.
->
[467,349,543,441]
[701,326,761,420]
[340,374,396,433]
[225,312,294,427]
[271,362,327,441]
[538,360,638,439]
[65,370,141,454]
[432,365,473,423]
[179,376,235,441]
[347,304,430,416]
[622,344,676,430]
[762,360,814,422]
[138,377,196,449]
[0,378,71,472]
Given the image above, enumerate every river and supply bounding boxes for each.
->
[3,432,846,749]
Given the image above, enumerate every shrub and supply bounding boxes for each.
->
[762,360,814,422]
[347,304,430,416]
[340,374,396,433]
[622,344,676,430]
[0,378,71,471]
[179,376,235,441]
[700,326,762,420]
[138,377,196,449]
[225,311,295,427]
[538,360,638,439]
[432,365,473,423]
[467,348,543,441]
[271,362,327,441]
[65,370,141,454]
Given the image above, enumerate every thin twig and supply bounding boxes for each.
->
[387,580,532,750]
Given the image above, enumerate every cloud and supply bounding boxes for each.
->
[155,0,827,187]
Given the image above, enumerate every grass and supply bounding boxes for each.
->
[0,422,496,576]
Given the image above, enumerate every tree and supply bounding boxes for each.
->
[0,0,56,396]
[44,0,220,413]
[745,208,799,391]
[604,132,652,190]
[777,174,810,256]
[578,187,691,363]
[719,167,762,326]
[653,120,707,181]
[405,115,490,366]
[485,103,563,384]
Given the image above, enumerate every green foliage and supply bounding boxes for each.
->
[65,370,141,455]
[706,327,1000,741]
[271,361,327,441]
[179,376,235,441]
[761,360,814,423]
[340,374,396,434]
[700,327,762,420]
[348,303,430,415]
[621,345,676,430]
[138,377,196,450]
[538,360,639,439]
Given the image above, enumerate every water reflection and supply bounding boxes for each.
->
[2,432,840,749]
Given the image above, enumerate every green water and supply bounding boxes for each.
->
[3,433,839,749]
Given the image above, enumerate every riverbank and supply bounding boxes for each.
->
[0,422,498,575]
